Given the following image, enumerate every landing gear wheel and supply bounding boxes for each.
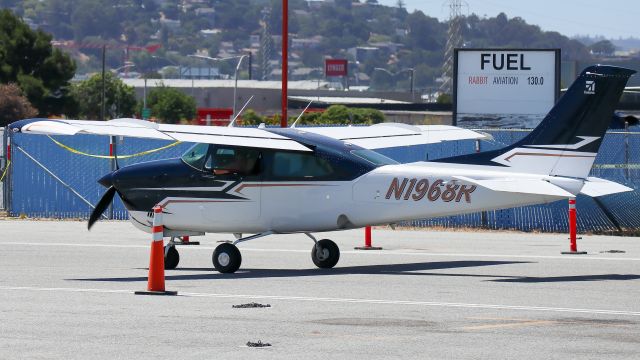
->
[311,239,340,269]
[164,245,179,270]
[212,243,242,273]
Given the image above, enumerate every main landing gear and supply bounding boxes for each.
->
[307,234,340,269]
[210,232,341,274]
[164,232,341,274]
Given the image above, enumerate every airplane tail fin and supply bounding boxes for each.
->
[440,65,635,179]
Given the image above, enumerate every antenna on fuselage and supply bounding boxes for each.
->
[228,95,254,127]
[291,100,313,128]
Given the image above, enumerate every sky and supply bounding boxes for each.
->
[377,0,640,39]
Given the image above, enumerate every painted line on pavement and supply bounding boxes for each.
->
[0,285,639,317]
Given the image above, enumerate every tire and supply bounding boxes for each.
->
[164,245,180,270]
[311,239,340,269]
[212,243,242,273]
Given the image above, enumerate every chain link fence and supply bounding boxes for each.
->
[6,126,640,233]
[0,128,5,211]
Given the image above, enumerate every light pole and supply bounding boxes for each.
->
[188,54,248,117]
[112,64,135,76]
[151,55,182,79]
[374,67,415,99]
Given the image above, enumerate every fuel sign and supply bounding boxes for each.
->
[453,49,560,125]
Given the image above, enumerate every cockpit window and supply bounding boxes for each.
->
[206,147,261,176]
[271,151,334,178]
[351,149,399,166]
[181,143,209,170]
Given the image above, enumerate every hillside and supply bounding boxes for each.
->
[1,0,600,91]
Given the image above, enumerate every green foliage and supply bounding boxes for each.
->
[0,9,76,116]
[589,40,616,56]
[436,93,452,104]
[144,85,196,124]
[318,105,385,125]
[240,106,385,126]
[71,72,137,119]
[0,83,38,126]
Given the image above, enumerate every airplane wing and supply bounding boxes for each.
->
[579,177,633,197]
[10,118,487,152]
[453,176,575,197]
[297,123,488,149]
[9,118,312,152]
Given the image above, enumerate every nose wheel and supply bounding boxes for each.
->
[311,239,340,269]
[212,243,242,273]
[164,244,180,270]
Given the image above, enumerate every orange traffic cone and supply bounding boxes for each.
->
[135,205,178,296]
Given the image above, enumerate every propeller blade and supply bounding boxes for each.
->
[88,186,117,230]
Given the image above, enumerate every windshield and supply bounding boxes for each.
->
[181,143,209,170]
[351,149,399,166]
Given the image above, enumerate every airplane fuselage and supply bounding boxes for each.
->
[113,128,580,235]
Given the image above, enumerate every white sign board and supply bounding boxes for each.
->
[454,49,559,123]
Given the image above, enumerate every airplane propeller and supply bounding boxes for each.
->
[88,136,121,229]
[88,185,117,230]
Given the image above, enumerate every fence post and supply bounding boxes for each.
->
[5,128,11,215]
[476,139,489,228]
[624,120,630,180]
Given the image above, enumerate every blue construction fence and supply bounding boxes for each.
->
[4,126,640,233]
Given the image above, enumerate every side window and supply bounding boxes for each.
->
[207,147,260,176]
[271,151,334,179]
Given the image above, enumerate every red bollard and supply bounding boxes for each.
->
[562,198,587,255]
[355,226,382,250]
[135,205,178,295]
[176,235,200,245]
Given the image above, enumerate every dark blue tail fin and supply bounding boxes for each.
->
[440,65,635,178]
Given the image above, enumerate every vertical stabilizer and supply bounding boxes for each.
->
[439,65,635,178]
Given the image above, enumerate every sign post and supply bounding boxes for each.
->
[325,59,348,89]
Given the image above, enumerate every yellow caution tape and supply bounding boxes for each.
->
[47,136,182,159]
[0,160,10,182]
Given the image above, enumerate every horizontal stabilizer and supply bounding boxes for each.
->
[454,176,574,197]
[580,177,633,197]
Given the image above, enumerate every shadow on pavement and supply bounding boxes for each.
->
[490,274,640,283]
[67,260,530,282]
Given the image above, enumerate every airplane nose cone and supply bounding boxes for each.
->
[98,172,115,188]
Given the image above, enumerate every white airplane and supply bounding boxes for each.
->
[9,65,635,274]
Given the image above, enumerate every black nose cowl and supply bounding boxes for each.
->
[98,172,114,187]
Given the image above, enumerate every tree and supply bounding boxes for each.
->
[71,72,137,119]
[0,83,38,127]
[145,85,196,124]
[0,9,76,116]
[589,40,616,56]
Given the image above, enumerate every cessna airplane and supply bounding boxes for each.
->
[9,65,635,274]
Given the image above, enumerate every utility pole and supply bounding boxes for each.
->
[440,0,465,95]
[101,45,106,122]
[281,0,288,127]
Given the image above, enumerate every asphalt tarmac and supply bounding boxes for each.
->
[1,220,639,359]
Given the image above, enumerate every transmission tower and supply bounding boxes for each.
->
[440,0,465,94]
[259,7,273,81]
